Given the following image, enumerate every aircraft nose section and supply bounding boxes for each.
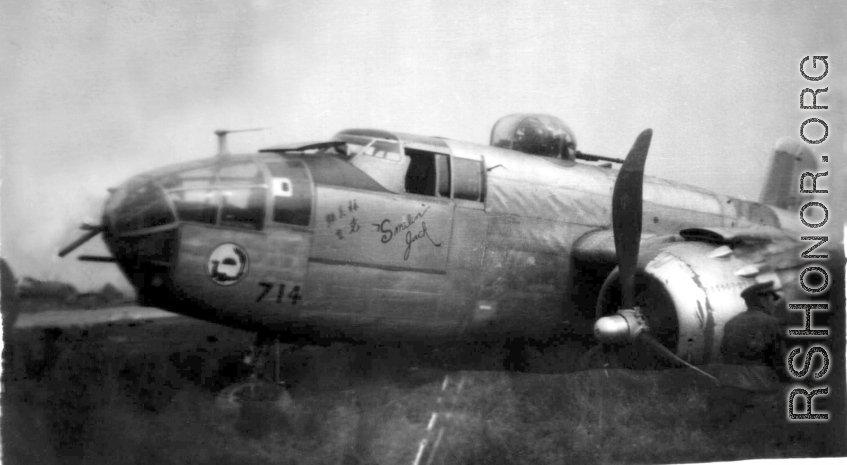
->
[104,179,176,235]
[102,179,179,306]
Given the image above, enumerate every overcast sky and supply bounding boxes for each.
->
[2,0,844,291]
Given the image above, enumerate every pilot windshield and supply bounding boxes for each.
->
[335,133,407,192]
[335,134,403,162]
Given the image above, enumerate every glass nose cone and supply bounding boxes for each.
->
[106,180,176,234]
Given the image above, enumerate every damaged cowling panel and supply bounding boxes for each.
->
[679,226,796,245]
[593,240,753,364]
[644,242,755,364]
[590,228,806,365]
[680,226,811,303]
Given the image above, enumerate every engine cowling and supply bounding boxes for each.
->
[594,240,791,365]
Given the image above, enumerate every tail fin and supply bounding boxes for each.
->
[760,137,817,211]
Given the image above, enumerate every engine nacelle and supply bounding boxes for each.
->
[595,240,791,365]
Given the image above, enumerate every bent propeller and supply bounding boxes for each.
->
[612,129,651,309]
[593,129,717,382]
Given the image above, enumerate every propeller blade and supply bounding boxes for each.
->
[612,129,653,308]
[597,132,715,383]
[639,333,717,383]
[58,226,105,258]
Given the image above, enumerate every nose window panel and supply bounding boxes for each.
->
[113,181,176,233]
[160,166,216,190]
[219,162,264,185]
[217,163,266,230]
[267,160,312,226]
[220,188,265,230]
[168,189,218,225]
[162,166,219,225]
[159,161,268,231]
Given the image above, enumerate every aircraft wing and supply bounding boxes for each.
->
[13,306,179,330]
[572,225,799,265]
[572,229,681,265]
[677,225,797,245]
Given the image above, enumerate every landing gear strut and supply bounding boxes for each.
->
[245,332,286,384]
[215,332,293,414]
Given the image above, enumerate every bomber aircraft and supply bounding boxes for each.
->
[24,114,818,392]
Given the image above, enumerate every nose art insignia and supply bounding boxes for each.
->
[207,243,250,286]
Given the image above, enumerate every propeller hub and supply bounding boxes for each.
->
[594,314,630,343]
[594,307,648,343]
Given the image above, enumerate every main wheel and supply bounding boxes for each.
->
[215,380,293,414]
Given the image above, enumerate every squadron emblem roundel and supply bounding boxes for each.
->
[207,243,249,286]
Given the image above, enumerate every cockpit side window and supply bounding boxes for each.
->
[451,157,484,202]
[266,160,312,227]
[405,149,450,198]
[333,132,473,201]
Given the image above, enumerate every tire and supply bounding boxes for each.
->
[214,380,293,415]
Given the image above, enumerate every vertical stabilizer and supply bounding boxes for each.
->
[760,137,817,211]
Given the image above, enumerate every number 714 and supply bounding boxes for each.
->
[256,282,302,305]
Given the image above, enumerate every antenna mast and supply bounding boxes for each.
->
[214,128,267,157]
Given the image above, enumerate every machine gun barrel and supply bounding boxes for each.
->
[575,151,625,164]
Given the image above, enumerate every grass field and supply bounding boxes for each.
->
[2,308,840,465]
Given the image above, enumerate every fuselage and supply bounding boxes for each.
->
[102,129,792,345]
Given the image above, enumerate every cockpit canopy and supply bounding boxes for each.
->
[331,129,485,202]
[106,128,488,237]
